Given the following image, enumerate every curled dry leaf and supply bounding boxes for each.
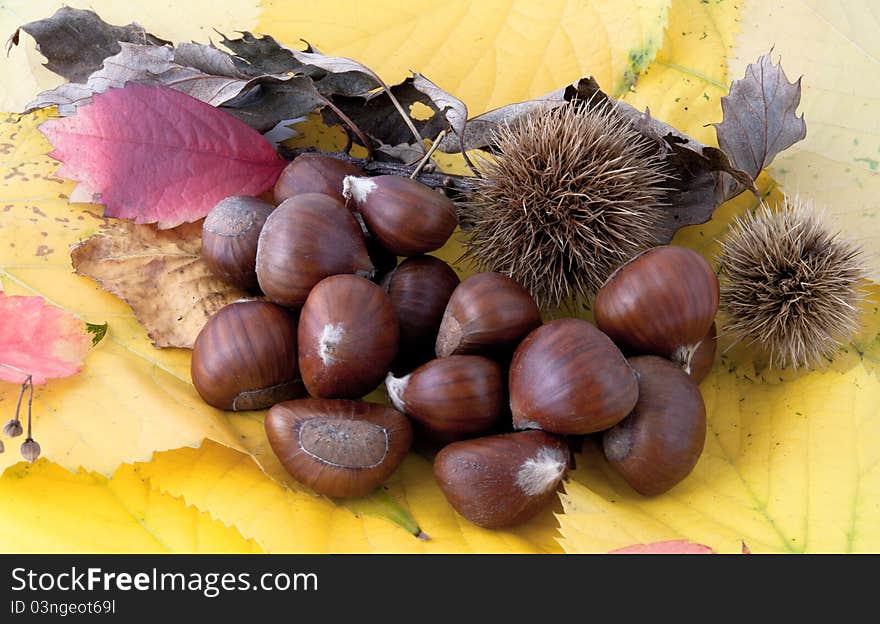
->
[0,292,92,386]
[70,221,252,350]
[40,83,285,228]
[714,52,807,195]
[5,6,170,83]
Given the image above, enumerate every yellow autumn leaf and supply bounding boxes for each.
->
[730,0,880,279]
[559,359,880,554]
[622,0,738,145]
[0,109,248,475]
[258,0,672,114]
[133,440,556,553]
[0,459,261,553]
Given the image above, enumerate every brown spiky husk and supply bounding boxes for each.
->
[459,102,673,309]
[717,198,866,369]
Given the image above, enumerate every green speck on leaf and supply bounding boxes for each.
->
[855,157,879,171]
[86,322,108,347]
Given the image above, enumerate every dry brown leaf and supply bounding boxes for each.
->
[70,220,252,349]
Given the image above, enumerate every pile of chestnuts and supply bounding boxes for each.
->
[191,152,720,529]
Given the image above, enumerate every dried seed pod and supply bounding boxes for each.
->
[274,153,365,205]
[20,437,41,463]
[298,275,399,398]
[688,322,717,384]
[603,356,706,496]
[265,398,412,498]
[191,301,304,410]
[717,200,867,369]
[202,195,274,291]
[3,419,23,438]
[381,256,460,367]
[386,355,503,441]
[256,193,374,307]
[509,318,638,434]
[594,245,719,373]
[433,430,568,528]
[436,272,541,357]
[344,175,458,256]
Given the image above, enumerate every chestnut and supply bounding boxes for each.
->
[509,318,638,434]
[594,245,719,373]
[385,355,503,441]
[274,153,365,205]
[265,398,412,498]
[602,356,706,496]
[436,272,541,357]
[255,193,374,307]
[202,195,274,292]
[343,175,458,256]
[298,274,399,398]
[433,430,568,528]
[191,301,304,410]
[381,255,460,368]
[688,322,717,384]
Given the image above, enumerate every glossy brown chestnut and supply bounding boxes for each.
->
[688,322,717,384]
[343,175,458,256]
[385,355,503,441]
[509,318,638,434]
[602,356,706,496]
[202,195,274,292]
[255,193,374,307]
[298,274,399,398]
[594,245,719,373]
[381,256,460,366]
[274,153,365,205]
[191,301,304,410]
[265,398,412,498]
[436,272,541,357]
[365,236,398,283]
[433,430,568,528]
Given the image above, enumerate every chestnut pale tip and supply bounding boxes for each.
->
[343,176,377,205]
[673,343,700,375]
[384,372,409,413]
[318,322,346,366]
[515,446,568,496]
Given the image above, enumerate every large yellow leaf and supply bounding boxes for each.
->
[559,360,880,554]
[622,0,739,145]
[0,110,247,475]
[0,459,261,553]
[0,0,261,113]
[139,440,559,553]
[257,0,671,114]
[730,0,880,279]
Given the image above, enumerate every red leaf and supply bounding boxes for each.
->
[609,540,716,554]
[0,293,92,386]
[40,83,286,228]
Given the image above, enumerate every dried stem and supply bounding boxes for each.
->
[318,94,374,160]
[411,129,448,179]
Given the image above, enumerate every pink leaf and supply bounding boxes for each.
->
[40,83,286,228]
[609,540,716,554]
[0,293,91,385]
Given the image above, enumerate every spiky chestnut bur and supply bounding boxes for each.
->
[265,398,412,498]
[433,430,569,528]
[717,200,867,369]
[459,102,673,309]
[602,356,706,496]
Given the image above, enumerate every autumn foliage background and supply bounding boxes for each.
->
[1,0,878,553]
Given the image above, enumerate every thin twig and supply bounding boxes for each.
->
[411,129,448,179]
[25,376,33,438]
[319,94,374,160]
